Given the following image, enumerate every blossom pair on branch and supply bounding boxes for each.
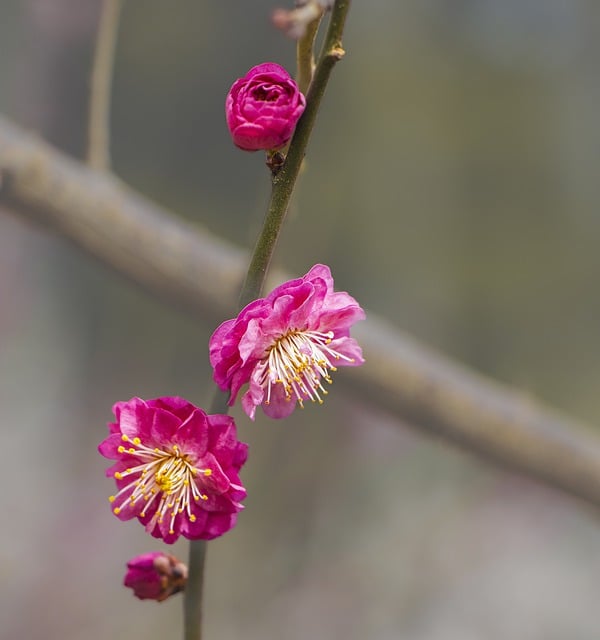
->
[99,265,364,553]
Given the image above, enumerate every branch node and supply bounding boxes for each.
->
[330,45,346,60]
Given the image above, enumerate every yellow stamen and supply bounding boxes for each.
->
[259,329,354,408]
[108,436,215,534]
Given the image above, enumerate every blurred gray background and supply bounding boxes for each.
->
[1,1,600,639]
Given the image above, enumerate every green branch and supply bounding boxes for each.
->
[184,2,352,638]
[238,0,351,308]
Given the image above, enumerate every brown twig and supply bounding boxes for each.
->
[87,0,123,170]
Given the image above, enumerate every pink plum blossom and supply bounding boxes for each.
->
[226,62,306,151]
[98,397,248,543]
[124,551,187,602]
[209,264,365,420]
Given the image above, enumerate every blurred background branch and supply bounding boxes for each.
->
[2,112,600,508]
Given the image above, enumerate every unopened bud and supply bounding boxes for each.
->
[123,551,188,602]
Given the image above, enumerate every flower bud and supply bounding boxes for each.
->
[124,551,188,602]
[225,63,306,152]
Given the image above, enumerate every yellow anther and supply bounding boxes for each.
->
[203,469,212,477]
[109,495,116,503]
[114,471,123,479]
[128,448,135,454]
[121,434,129,442]
[190,514,197,522]
[133,437,141,445]
[117,446,125,453]
[113,507,121,514]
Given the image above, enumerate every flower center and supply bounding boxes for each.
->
[261,329,355,408]
[109,435,212,535]
[253,85,280,102]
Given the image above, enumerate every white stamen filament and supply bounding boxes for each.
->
[260,329,354,407]
[109,435,212,534]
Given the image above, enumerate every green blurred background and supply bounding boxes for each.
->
[1,1,600,638]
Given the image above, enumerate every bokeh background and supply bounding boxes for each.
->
[1,1,600,638]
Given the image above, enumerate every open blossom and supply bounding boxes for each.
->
[124,551,187,602]
[226,62,306,151]
[209,264,365,420]
[98,397,248,543]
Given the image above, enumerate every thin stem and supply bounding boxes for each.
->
[296,7,323,95]
[183,390,228,640]
[239,0,352,308]
[184,540,207,640]
[87,0,123,170]
[183,4,351,638]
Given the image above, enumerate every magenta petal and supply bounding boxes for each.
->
[201,454,231,493]
[304,263,334,286]
[150,407,181,445]
[329,336,365,365]
[98,433,123,458]
[241,376,266,421]
[117,397,151,439]
[261,384,298,419]
[203,513,239,540]
[206,415,237,455]
[180,509,209,539]
[233,442,249,468]
[151,396,196,421]
[317,304,366,333]
[175,409,209,457]
[244,62,290,80]
[238,317,270,363]
[241,392,259,421]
